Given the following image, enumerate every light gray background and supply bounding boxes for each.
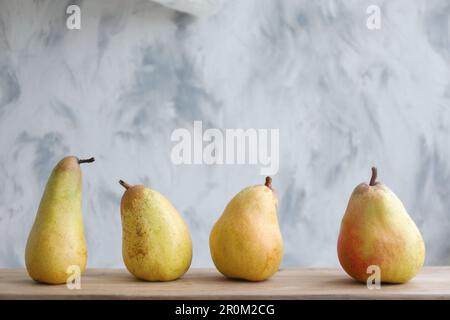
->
[0,0,449,268]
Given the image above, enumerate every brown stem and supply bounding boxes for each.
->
[265,176,272,189]
[119,180,132,190]
[369,167,377,186]
[78,157,95,164]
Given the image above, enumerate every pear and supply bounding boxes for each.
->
[25,156,94,284]
[119,180,192,281]
[337,167,425,283]
[209,177,283,281]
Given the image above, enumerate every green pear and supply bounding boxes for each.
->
[25,156,94,284]
[119,180,192,281]
[210,177,283,281]
[337,167,426,283]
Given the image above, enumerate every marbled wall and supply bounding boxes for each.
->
[0,0,449,268]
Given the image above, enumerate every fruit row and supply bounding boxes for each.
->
[24,156,425,285]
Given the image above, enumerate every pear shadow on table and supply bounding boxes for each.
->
[323,277,405,289]
[121,274,183,283]
[209,267,311,284]
[20,279,41,286]
[203,273,280,284]
[23,279,67,287]
[112,272,219,284]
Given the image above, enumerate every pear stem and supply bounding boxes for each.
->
[369,167,377,186]
[119,180,132,190]
[78,157,95,164]
[265,176,272,189]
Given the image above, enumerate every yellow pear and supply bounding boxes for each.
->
[119,180,192,281]
[337,167,426,283]
[25,156,94,284]
[210,177,283,281]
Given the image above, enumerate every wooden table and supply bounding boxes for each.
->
[1,267,449,300]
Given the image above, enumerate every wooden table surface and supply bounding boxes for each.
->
[1,267,449,300]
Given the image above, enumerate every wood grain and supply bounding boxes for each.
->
[1,267,450,300]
